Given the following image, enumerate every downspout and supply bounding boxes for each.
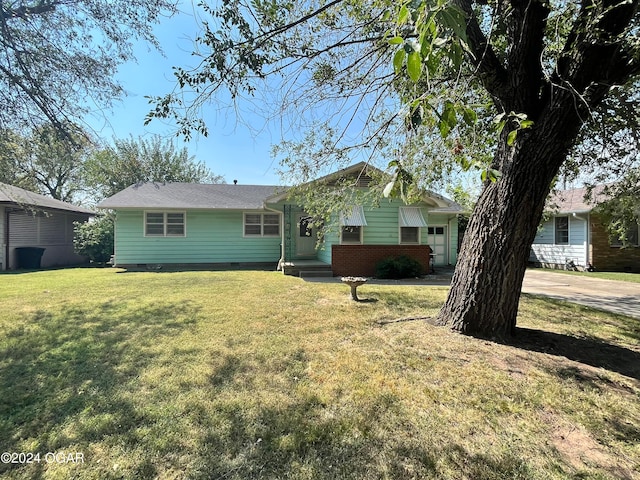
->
[264,204,285,271]
[572,212,589,267]
[447,216,453,265]
[4,208,8,271]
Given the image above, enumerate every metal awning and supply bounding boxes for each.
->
[340,205,368,226]
[399,207,427,227]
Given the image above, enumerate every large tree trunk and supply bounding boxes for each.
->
[437,0,639,339]
[436,106,585,338]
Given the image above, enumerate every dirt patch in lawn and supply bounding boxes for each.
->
[541,411,637,479]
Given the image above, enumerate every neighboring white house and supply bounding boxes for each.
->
[530,185,640,272]
[0,183,94,270]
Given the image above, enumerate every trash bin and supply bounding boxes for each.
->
[16,247,46,269]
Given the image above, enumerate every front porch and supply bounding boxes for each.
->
[281,259,333,278]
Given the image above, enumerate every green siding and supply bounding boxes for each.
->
[114,210,281,265]
[313,199,459,265]
[362,199,427,245]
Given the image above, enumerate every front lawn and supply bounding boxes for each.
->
[0,268,638,479]
[537,268,640,283]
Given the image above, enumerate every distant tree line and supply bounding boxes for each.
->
[0,125,224,205]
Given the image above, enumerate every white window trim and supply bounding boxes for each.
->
[340,225,363,244]
[144,211,186,237]
[399,226,421,244]
[243,212,281,238]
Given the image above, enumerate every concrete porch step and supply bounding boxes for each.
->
[299,270,334,278]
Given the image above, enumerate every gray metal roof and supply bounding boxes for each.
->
[0,182,94,215]
[97,182,287,210]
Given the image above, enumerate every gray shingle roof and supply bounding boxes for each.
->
[97,182,287,210]
[548,185,608,214]
[0,182,94,214]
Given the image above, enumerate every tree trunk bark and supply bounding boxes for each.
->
[435,0,639,339]
[436,104,585,338]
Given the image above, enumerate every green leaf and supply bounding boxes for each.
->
[410,104,424,129]
[383,180,395,198]
[520,119,534,129]
[450,41,463,69]
[388,36,404,45]
[489,169,503,181]
[393,49,406,74]
[438,119,451,138]
[493,113,507,133]
[436,6,469,45]
[442,101,457,128]
[407,51,422,82]
[507,129,518,146]
[462,107,477,125]
[432,37,448,48]
[398,5,410,24]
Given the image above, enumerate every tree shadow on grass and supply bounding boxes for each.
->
[188,351,537,480]
[366,289,446,315]
[0,300,199,478]
[507,327,640,381]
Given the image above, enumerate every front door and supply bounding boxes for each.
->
[427,226,448,265]
[296,215,316,257]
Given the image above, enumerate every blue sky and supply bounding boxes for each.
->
[87,5,282,186]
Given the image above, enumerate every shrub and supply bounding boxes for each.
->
[74,214,114,263]
[375,255,424,279]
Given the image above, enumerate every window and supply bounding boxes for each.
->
[244,213,281,237]
[145,212,185,237]
[610,222,640,247]
[398,207,426,244]
[400,227,420,244]
[299,217,313,237]
[340,205,367,244]
[263,214,280,236]
[341,226,362,244]
[555,216,569,244]
[427,226,444,235]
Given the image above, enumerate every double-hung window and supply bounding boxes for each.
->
[399,207,427,244]
[244,213,281,237]
[554,216,569,245]
[145,212,185,237]
[340,206,367,244]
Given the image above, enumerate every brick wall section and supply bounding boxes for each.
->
[590,214,640,272]
[332,244,432,277]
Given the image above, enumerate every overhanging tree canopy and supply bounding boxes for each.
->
[149,0,640,338]
[0,0,177,138]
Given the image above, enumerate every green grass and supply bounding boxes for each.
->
[0,268,638,479]
[536,268,640,283]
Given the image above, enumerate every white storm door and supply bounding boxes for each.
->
[296,215,316,256]
[427,226,447,265]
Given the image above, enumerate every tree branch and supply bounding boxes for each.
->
[555,0,639,97]
[505,0,550,116]
[452,0,510,109]
[1,1,60,20]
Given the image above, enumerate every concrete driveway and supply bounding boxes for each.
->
[522,270,640,319]
[305,268,640,319]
